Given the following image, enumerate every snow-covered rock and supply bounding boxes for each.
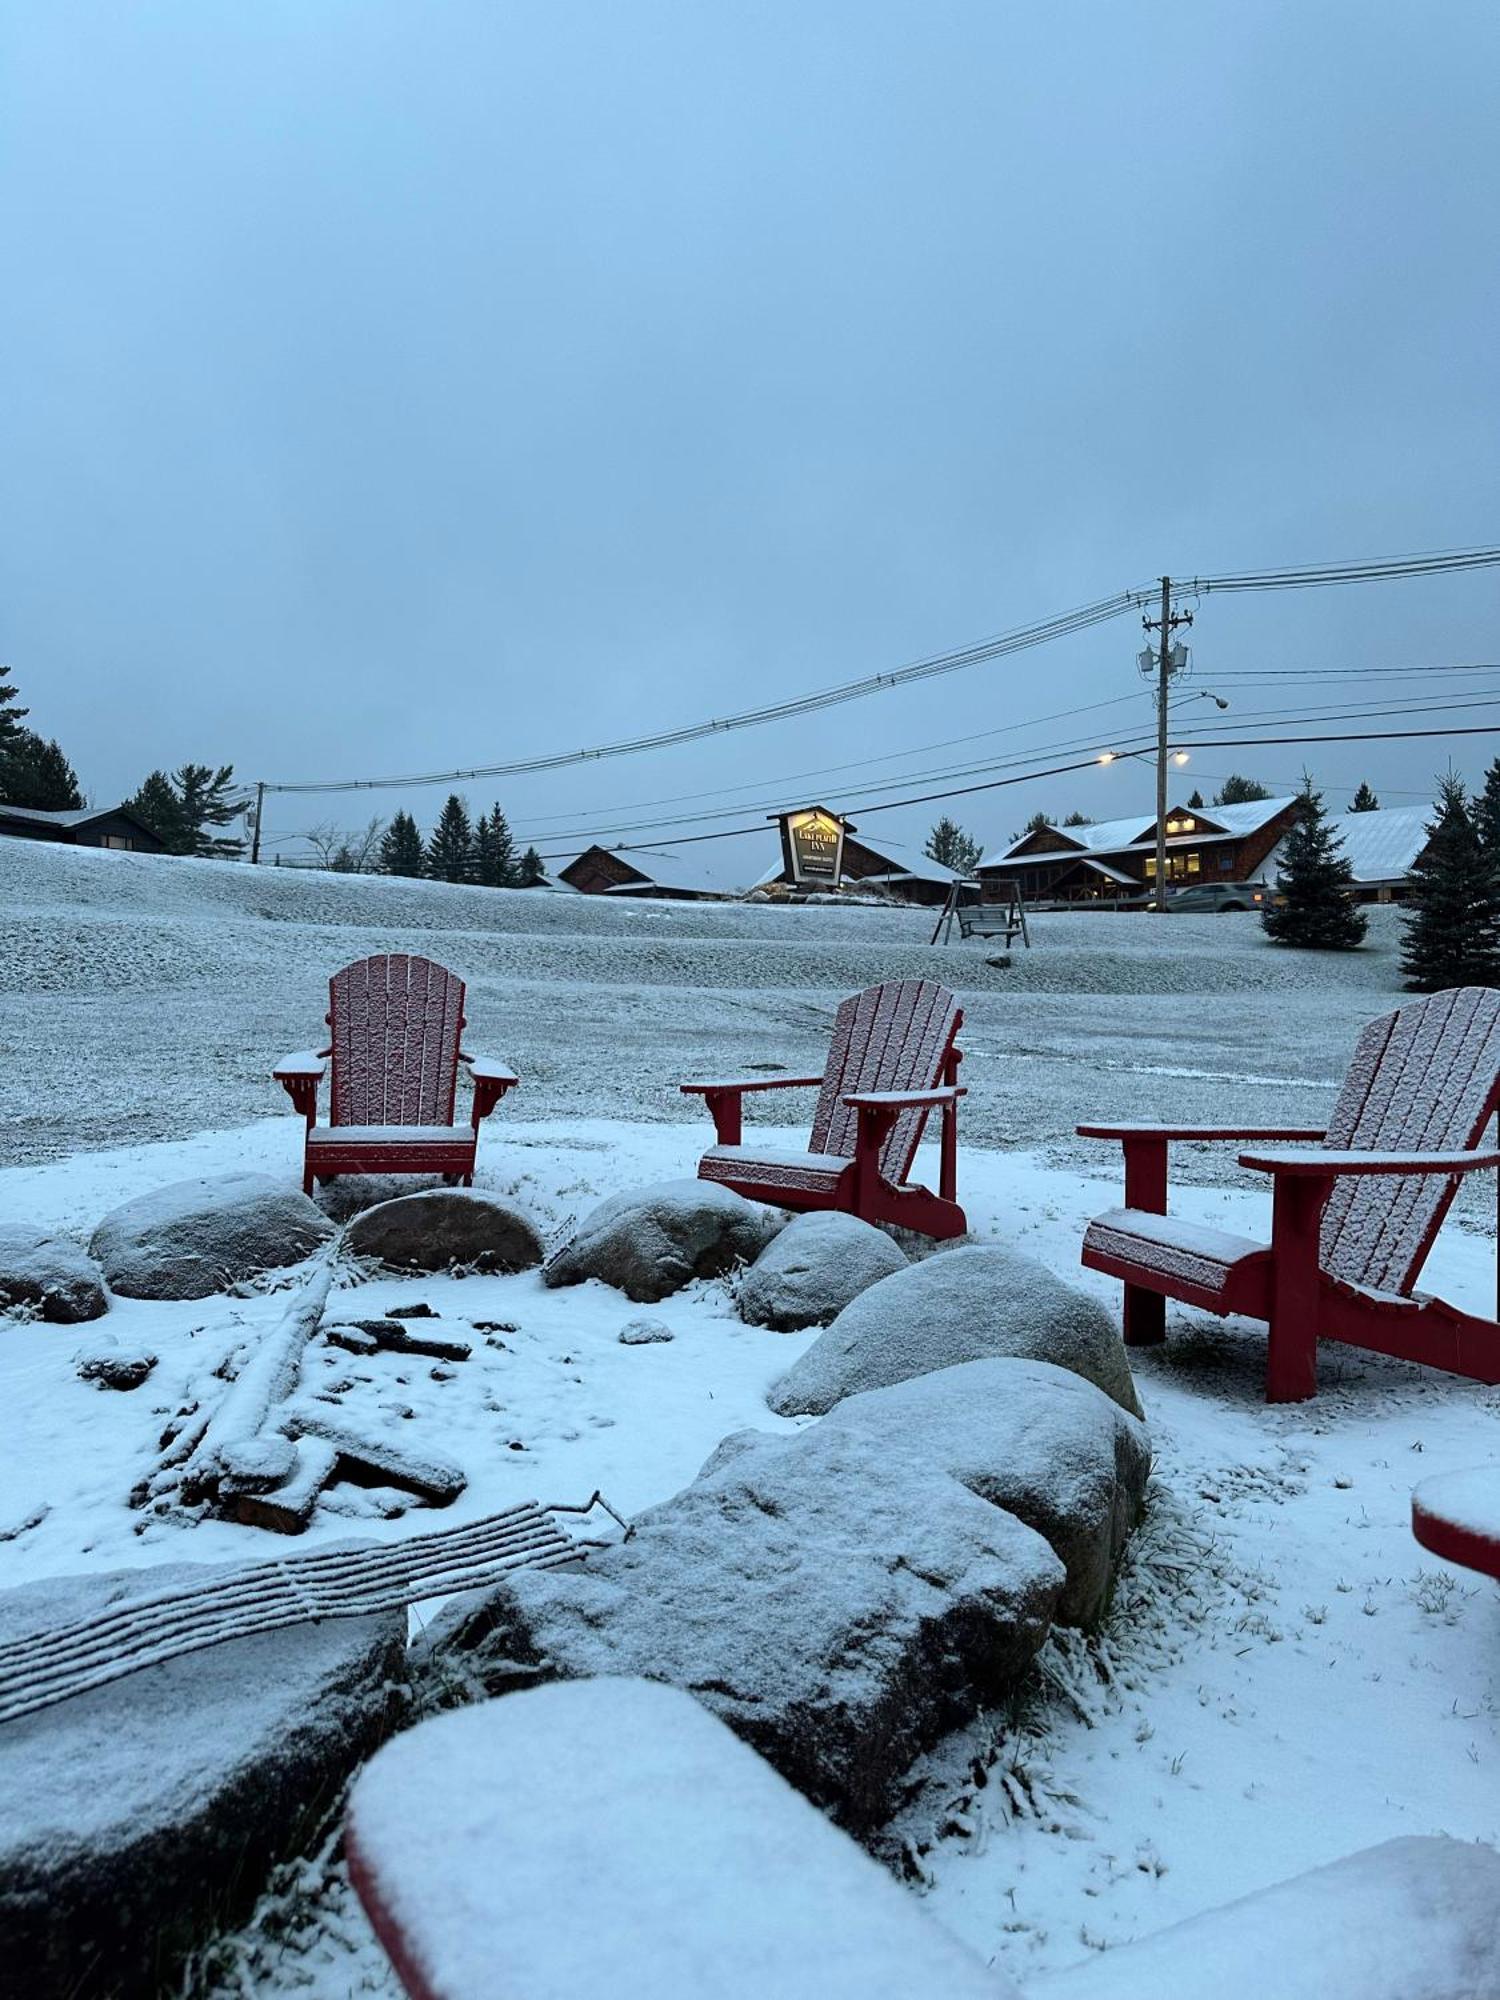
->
[768,1243,1143,1420]
[346,1679,1015,2000]
[736,1211,907,1331]
[0,1561,406,2000]
[88,1172,335,1301]
[543,1178,784,1303]
[74,1334,156,1391]
[709,1360,1149,1627]
[0,1224,108,1323]
[426,1376,1065,1837]
[618,1315,675,1344]
[344,1188,543,1274]
[1030,1836,1500,2000]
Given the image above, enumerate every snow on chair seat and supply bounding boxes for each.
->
[1082,1208,1271,1317]
[345,1678,1014,2000]
[274,953,518,1196]
[681,978,968,1240]
[1412,1466,1500,1581]
[1079,987,1500,1402]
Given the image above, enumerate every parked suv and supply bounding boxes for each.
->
[1167,882,1268,913]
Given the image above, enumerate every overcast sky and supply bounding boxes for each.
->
[3,1,1497,877]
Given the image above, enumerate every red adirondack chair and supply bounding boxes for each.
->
[1078,986,1500,1402]
[274,953,517,1195]
[680,978,967,1239]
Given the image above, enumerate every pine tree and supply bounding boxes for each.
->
[1400,774,1500,991]
[0,665,28,747]
[517,846,547,887]
[1062,810,1093,827]
[1474,757,1500,859]
[1349,781,1380,812]
[172,763,245,858]
[1261,778,1367,950]
[0,731,83,809]
[473,801,518,887]
[125,769,191,852]
[1186,789,1204,809]
[379,810,426,877]
[426,793,474,883]
[924,816,982,874]
[1214,774,1271,805]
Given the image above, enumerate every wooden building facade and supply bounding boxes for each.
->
[0,804,165,852]
[980,797,1300,906]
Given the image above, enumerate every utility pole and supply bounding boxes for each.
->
[1140,578,1193,912]
[250,780,265,865]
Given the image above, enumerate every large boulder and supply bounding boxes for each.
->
[89,1173,334,1301]
[709,1360,1150,1626]
[543,1179,783,1304]
[737,1212,907,1331]
[345,1189,543,1274]
[768,1243,1143,1420]
[0,1561,406,2000]
[0,1225,108,1324]
[426,1374,1068,1839]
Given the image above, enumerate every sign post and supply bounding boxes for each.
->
[775,806,849,889]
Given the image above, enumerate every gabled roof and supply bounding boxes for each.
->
[1264,804,1433,887]
[587,844,750,897]
[753,830,963,889]
[980,795,1296,869]
[0,801,160,837]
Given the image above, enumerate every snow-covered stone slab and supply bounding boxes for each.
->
[426,1374,1065,1837]
[344,1189,543,1274]
[88,1171,335,1300]
[708,1359,1150,1626]
[543,1177,784,1303]
[0,1560,406,2000]
[347,1678,1016,2000]
[0,1223,108,1323]
[769,1242,1144,1419]
[1029,1836,1500,2000]
[737,1209,907,1330]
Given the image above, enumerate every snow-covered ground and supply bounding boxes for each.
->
[4,841,1499,1994]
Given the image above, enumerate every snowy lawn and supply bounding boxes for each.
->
[4,842,1500,1992]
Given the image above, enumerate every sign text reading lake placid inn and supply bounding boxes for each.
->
[777,807,848,886]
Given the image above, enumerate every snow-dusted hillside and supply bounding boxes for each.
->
[1,839,1409,1168]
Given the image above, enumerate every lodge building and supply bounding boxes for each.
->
[979,796,1301,904]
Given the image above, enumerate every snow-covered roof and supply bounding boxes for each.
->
[0,803,115,828]
[1264,805,1433,887]
[980,795,1296,869]
[845,834,963,885]
[595,844,751,898]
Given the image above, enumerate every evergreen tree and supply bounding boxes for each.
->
[1474,757,1500,859]
[125,769,191,851]
[1186,789,1204,809]
[473,801,518,886]
[0,665,27,747]
[173,763,245,858]
[0,731,83,809]
[1261,777,1366,950]
[1214,774,1271,805]
[1349,781,1380,813]
[517,845,547,887]
[924,816,982,874]
[379,809,426,877]
[426,793,474,883]
[1062,810,1093,826]
[1400,774,1500,991]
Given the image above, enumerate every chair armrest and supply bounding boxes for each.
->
[680,1076,824,1097]
[273,1050,327,1081]
[1077,1123,1326,1143]
[461,1054,520,1086]
[1239,1147,1500,1178]
[843,1087,966,1110]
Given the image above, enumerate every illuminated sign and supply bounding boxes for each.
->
[779,807,847,886]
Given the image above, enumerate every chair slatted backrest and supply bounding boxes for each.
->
[810,979,962,1185]
[328,954,467,1129]
[1320,987,1500,1294]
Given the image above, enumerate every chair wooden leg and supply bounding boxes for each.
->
[1266,1174,1325,1402]
[1123,1284,1166,1347]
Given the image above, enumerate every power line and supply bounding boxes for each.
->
[258,543,1500,802]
